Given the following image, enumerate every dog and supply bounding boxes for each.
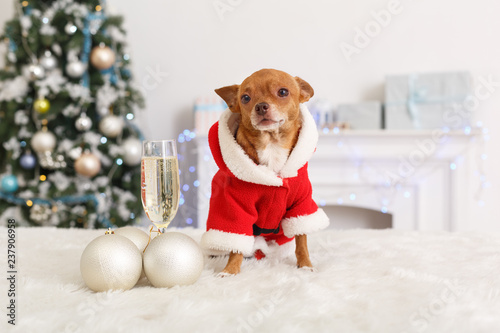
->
[201,68,330,275]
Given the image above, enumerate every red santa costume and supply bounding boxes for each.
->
[200,104,329,258]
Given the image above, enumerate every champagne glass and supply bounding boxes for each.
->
[141,140,180,233]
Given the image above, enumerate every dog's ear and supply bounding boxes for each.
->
[295,77,314,103]
[215,85,241,113]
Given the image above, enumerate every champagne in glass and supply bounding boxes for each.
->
[141,140,180,230]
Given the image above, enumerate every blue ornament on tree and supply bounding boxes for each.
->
[1,175,19,193]
[20,152,37,170]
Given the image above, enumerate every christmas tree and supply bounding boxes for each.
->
[0,0,145,228]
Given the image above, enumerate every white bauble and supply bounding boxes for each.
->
[115,227,149,279]
[66,61,87,78]
[31,129,56,153]
[99,115,124,138]
[40,50,58,71]
[75,113,93,131]
[143,232,204,288]
[74,152,101,177]
[80,234,142,292]
[121,137,142,166]
[114,227,149,252]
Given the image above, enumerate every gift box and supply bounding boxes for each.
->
[337,101,382,130]
[194,96,227,135]
[385,72,472,130]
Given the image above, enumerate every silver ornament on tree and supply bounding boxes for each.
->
[24,63,45,81]
[31,126,57,153]
[90,43,116,70]
[66,60,87,78]
[75,112,93,132]
[121,137,142,166]
[143,232,204,288]
[39,50,58,71]
[80,231,143,292]
[74,151,101,177]
[99,115,124,138]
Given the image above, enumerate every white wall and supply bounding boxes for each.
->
[1,0,499,231]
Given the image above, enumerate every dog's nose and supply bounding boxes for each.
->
[255,103,269,116]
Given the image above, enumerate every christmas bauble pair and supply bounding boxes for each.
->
[80,228,204,292]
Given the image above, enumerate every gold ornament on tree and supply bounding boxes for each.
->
[34,97,50,114]
[74,151,101,177]
[90,43,116,70]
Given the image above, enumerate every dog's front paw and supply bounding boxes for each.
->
[216,271,235,278]
[296,256,313,270]
[298,265,315,272]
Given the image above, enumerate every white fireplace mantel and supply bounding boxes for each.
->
[196,130,479,232]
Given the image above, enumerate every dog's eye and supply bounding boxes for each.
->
[241,94,251,104]
[278,88,289,97]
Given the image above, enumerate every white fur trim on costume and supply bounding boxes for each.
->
[253,236,296,260]
[279,104,319,178]
[218,110,283,186]
[217,104,318,186]
[281,209,330,238]
[201,229,255,256]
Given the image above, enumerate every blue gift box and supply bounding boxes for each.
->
[385,72,473,130]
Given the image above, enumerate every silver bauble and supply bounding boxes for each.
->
[99,115,124,138]
[24,63,45,81]
[75,113,93,131]
[66,61,87,78]
[80,234,142,292]
[64,22,77,35]
[143,232,204,288]
[90,45,116,70]
[74,152,101,177]
[31,129,57,153]
[121,137,142,166]
[40,50,58,71]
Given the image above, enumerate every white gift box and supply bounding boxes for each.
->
[385,72,473,130]
[337,101,382,130]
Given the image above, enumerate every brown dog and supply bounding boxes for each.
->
[211,69,320,275]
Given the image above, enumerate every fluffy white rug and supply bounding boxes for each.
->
[1,227,499,333]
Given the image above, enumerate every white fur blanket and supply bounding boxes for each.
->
[1,227,499,333]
